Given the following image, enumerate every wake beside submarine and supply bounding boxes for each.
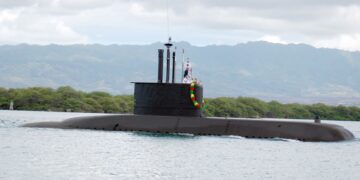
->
[23,38,354,142]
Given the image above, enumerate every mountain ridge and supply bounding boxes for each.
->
[1,41,360,106]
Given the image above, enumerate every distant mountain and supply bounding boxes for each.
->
[1,42,360,106]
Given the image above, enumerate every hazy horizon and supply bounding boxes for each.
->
[1,40,359,53]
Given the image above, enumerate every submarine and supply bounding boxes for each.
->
[23,37,354,142]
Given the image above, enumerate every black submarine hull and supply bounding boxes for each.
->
[22,114,354,142]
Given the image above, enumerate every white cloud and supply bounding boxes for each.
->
[259,35,287,44]
[0,9,18,22]
[0,0,359,51]
[56,0,116,10]
[314,34,360,52]
[0,2,89,44]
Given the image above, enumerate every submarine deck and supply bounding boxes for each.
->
[22,114,354,142]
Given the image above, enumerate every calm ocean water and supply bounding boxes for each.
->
[0,110,359,180]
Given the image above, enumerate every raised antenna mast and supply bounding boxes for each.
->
[172,46,176,83]
[181,49,185,82]
[166,0,170,38]
[165,37,173,83]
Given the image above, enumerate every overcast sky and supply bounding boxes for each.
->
[0,0,359,51]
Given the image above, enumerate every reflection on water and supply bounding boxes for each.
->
[0,110,360,179]
[133,131,196,139]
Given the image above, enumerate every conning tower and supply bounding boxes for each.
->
[134,38,203,117]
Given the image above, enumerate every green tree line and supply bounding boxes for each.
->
[203,97,360,121]
[0,86,133,113]
[0,86,359,121]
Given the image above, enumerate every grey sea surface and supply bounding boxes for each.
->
[0,110,359,180]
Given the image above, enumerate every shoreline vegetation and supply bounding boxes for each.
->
[0,86,359,121]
